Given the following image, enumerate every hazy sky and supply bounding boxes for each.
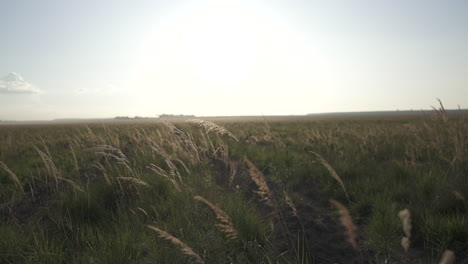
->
[1,0,467,120]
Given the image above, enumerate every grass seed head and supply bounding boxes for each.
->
[187,119,239,142]
[438,250,455,264]
[147,225,205,264]
[312,152,349,202]
[244,157,273,206]
[194,195,239,240]
[398,209,412,253]
[330,199,358,249]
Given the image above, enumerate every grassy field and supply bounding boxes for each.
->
[0,107,467,263]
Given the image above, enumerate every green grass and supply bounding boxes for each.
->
[0,110,467,263]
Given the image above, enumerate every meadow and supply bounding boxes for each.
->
[0,106,467,263]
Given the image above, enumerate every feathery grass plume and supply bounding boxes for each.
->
[244,157,273,206]
[398,209,412,253]
[438,250,455,264]
[0,161,23,192]
[92,163,111,185]
[84,125,98,142]
[163,121,200,160]
[330,199,358,249]
[194,195,239,240]
[147,163,181,191]
[187,119,239,142]
[88,145,133,172]
[311,152,349,202]
[147,225,205,264]
[56,176,85,192]
[151,144,183,183]
[34,145,60,188]
[212,140,230,164]
[116,177,149,186]
[431,98,448,122]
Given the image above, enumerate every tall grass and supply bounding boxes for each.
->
[0,107,466,263]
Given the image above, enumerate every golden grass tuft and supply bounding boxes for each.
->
[312,152,349,202]
[330,199,358,249]
[398,209,412,253]
[438,250,456,264]
[244,157,273,206]
[147,225,205,264]
[194,195,239,240]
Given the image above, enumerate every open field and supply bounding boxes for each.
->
[0,108,467,263]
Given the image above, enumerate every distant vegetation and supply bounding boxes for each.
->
[0,105,466,263]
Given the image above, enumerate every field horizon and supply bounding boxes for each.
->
[2,108,468,124]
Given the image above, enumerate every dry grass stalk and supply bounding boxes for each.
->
[398,209,412,253]
[136,207,150,218]
[92,163,111,185]
[116,177,149,186]
[147,225,205,264]
[244,157,273,206]
[312,152,349,202]
[69,144,79,173]
[283,191,298,217]
[0,161,23,192]
[228,161,238,188]
[175,159,191,176]
[330,199,358,249]
[194,195,239,240]
[187,119,239,142]
[438,250,455,264]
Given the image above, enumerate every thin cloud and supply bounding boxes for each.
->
[0,72,40,94]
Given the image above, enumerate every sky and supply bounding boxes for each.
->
[1,0,467,120]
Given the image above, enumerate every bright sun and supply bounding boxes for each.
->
[128,0,319,114]
[184,9,259,85]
